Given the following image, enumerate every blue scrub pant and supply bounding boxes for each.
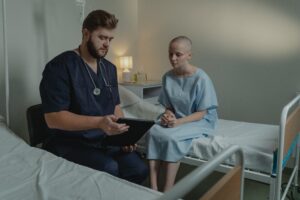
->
[44,137,148,184]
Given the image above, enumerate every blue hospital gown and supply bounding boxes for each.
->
[147,68,218,162]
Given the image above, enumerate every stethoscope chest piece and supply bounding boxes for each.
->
[93,88,101,96]
[78,46,110,97]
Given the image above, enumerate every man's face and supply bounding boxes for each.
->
[86,27,115,59]
[168,41,191,69]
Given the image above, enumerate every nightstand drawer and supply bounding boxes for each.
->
[143,86,161,99]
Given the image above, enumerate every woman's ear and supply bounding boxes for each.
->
[188,52,192,60]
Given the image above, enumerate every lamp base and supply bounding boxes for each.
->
[122,71,131,82]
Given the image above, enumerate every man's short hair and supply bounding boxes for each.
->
[82,10,118,31]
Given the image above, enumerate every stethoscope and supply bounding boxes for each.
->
[78,46,112,96]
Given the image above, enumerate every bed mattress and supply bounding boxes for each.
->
[137,119,278,174]
[0,121,160,200]
[190,119,278,173]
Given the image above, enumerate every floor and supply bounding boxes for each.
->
[143,163,300,200]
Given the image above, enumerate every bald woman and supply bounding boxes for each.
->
[147,36,218,191]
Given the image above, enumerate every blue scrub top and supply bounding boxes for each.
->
[40,51,120,140]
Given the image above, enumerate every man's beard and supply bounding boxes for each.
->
[87,39,107,59]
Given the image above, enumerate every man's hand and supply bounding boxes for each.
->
[99,115,129,135]
[122,144,137,152]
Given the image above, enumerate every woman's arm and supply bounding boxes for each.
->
[177,110,206,124]
[166,110,207,128]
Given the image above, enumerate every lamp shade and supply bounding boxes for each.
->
[119,56,133,72]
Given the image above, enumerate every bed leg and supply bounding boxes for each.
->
[269,177,276,200]
[294,135,300,187]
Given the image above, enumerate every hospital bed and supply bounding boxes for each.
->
[0,116,162,200]
[119,85,300,200]
[0,85,298,199]
[0,113,247,200]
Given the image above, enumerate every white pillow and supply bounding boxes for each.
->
[123,101,164,120]
[118,85,141,108]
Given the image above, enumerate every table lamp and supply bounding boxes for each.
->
[120,56,133,82]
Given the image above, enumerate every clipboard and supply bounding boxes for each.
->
[103,118,155,146]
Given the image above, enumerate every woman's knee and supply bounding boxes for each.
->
[160,133,177,143]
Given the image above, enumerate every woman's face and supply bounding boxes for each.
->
[168,41,191,69]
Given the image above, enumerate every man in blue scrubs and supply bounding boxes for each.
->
[39,10,148,184]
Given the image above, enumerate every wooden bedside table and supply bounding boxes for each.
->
[119,81,162,105]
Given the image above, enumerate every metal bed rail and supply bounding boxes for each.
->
[274,94,300,200]
[182,156,271,184]
[137,146,270,184]
[157,145,244,200]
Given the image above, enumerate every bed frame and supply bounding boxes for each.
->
[180,94,300,200]
[133,94,300,199]
[158,145,244,200]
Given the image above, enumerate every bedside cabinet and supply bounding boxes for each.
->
[120,81,162,105]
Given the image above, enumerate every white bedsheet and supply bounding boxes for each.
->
[190,119,278,173]
[0,121,160,200]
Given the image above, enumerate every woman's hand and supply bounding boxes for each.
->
[160,113,169,127]
[166,113,181,128]
[160,110,180,128]
[161,110,172,126]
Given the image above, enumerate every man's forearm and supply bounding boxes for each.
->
[45,111,103,131]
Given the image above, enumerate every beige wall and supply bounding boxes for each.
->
[137,0,300,124]
[0,1,4,118]
[1,0,300,142]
